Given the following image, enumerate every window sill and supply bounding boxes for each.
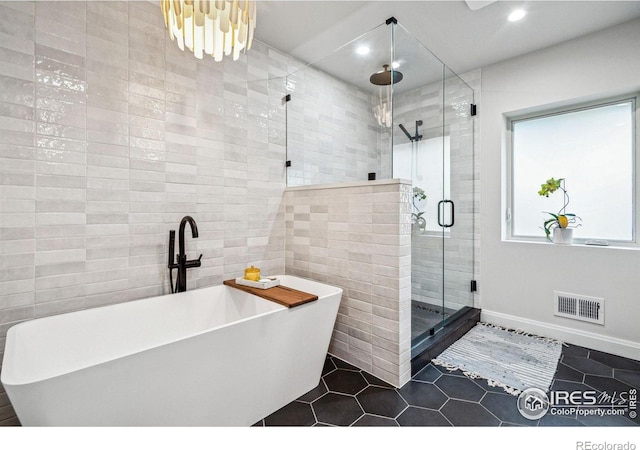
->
[504,238,640,251]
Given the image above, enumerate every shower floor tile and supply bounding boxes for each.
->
[411,301,457,341]
[256,343,640,427]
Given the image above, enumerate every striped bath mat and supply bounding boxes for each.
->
[432,322,562,395]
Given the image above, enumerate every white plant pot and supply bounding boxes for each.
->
[552,227,573,245]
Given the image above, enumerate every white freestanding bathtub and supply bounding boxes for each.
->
[0,275,342,426]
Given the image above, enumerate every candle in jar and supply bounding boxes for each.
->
[244,265,260,281]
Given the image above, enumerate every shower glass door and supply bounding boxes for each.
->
[392,24,475,358]
[392,25,447,352]
[443,68,475,322]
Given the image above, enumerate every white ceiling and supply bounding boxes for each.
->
[254,0,640,83]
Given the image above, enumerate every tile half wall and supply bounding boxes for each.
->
[285,180,412,387]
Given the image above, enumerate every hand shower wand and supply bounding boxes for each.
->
[168,230,177,293]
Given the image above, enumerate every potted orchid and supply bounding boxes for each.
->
[538,177,581,244]
[412,186,427,233]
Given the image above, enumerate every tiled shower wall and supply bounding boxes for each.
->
[0,1,291,424]
[284,180,412,387]
[285,68,386,187]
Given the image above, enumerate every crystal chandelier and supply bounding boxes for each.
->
[160,0,257,61]
[373,94,392,128]
[370,64,402,128]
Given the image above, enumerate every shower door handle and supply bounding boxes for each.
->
[437,200,455,228]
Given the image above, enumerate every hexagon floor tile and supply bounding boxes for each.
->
[357,386,408,418]
[255,344,640,427]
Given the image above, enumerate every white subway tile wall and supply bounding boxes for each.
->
[0,0,479,424]
[284,180,413,387]
[0,1,289,424]
[285,64,390,186]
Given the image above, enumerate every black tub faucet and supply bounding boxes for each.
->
[168,216,202,293]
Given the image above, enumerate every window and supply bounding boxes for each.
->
[508,95,637,243]
[394,136,450,233]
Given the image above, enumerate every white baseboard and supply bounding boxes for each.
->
[481,309,640,362]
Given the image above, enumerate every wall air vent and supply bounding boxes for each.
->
[554,291,604,325]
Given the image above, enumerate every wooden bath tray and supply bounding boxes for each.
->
[223,279,318,308]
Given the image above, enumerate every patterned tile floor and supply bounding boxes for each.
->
[254,343,640,427]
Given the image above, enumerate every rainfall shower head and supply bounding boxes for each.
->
[369,64,403,85]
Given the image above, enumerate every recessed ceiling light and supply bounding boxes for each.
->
[508,9,526,22]
[356,45,370,55]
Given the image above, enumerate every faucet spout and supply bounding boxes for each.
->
[178,215,199,258]
[175,216,201,293]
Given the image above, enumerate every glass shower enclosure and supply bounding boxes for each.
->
[393,32,476,357]
[282,18,476,361]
